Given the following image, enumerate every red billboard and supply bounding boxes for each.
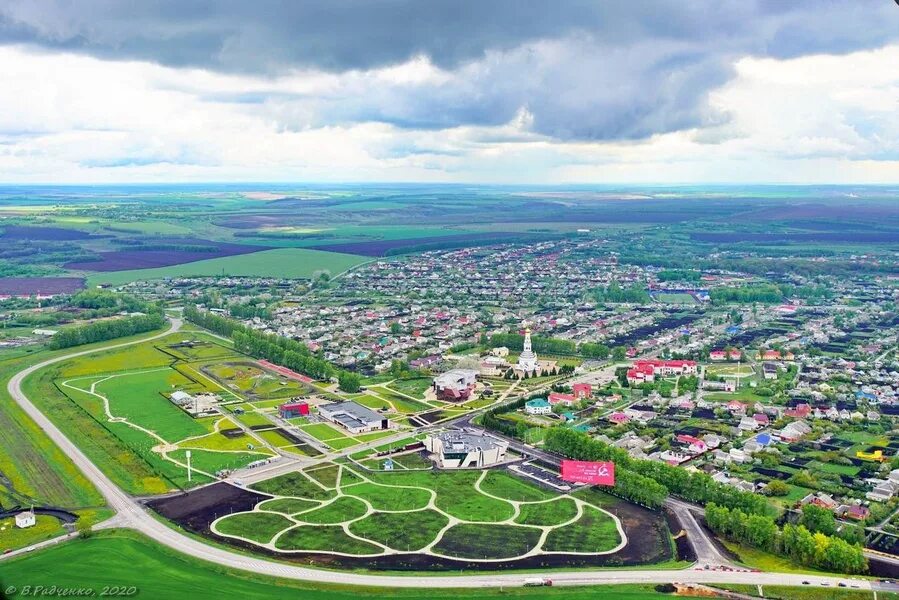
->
[560,460,615,486]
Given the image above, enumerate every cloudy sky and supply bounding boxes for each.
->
[1,0,898,184]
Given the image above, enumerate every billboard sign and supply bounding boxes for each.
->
[560,460,615,486]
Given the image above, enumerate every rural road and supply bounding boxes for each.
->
[5,318,899,592]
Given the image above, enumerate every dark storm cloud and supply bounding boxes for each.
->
[2,0,897,141]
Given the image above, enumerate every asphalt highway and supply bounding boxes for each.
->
[5,318,899,593]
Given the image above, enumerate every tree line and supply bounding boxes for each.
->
[591,282,651,304]
[49,311,165,349]
[706,503,866,574]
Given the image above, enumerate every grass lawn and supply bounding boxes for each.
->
[808,461,860,476]
[343,482,431,511]
[348,510,448,552]
[434,524,542,559]
[720,539,820,574]
[251,472,337,501]
[88,368,210,440]
[0,515,66,552]
[257,497,320,515]
[365,470,515,522]
[515,498,579,527]
[0,530,693,599]
[324,437,361,450]
[296,497,368,524]
[350,394,393,411]
[301,423,348,441]
[480,470,555,502]
[386,377,433,399]
[305,464,341,488]
[85,248,368,288]
[214,512,295,544]
[235,412,274,428]
[275,525,381,554]
[543,506,620,553]
[390,452,432,469]
[166,448,263,475]
[369,388,431,413]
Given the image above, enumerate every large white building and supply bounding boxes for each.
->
[318,401,389,434]
[516,325,539,374]
[424,431,508,468]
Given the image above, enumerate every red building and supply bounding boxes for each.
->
[572,383,592,399]
[279,401,310,418]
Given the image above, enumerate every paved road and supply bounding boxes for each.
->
[4,319,899,593]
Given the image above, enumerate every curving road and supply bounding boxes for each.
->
[4,318,897,592]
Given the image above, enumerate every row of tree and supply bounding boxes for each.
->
[706,503,867,574]
[709,284,784,304]
[49,311,165,349]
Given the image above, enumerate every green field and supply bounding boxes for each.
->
[84,248,368,287]
[0,530,683,600]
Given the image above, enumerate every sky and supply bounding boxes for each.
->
[0,0,898,185]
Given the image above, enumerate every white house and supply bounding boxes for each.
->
[15,510,36,529]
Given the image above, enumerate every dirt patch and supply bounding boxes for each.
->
[64,239,270,271]
[147,482,269,532]
[0,226,94,241]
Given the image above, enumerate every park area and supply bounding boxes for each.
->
[203,462,627,567]
[23,332,293,494]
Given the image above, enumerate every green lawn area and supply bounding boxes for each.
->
[251,472,337,501]
[349,510,448,552]
[257,497,320,515]
[301,423,348,441]
[343,482,431,511]
[296,497,368,524]
[434,524,542,559]
[214,512,295,544]
[0,530,703,599]
[84,248,368,288]
[369,388,432,413]
[324,437,361,450]
[365,470,515,522]
[305,464,341,488]
[349,394,393,411]
[808,460,860,476]
[720,539,820,575]
[479,470,555,502]
[275,525,382,554]
[235,412,273,428]
[515,498,579,527]
[386,377,433,399]
[542,506,621,553]
[390,452,432,469]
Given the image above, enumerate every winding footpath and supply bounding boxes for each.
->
[3,318,896,592]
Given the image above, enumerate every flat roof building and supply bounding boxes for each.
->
[318,401,388,434]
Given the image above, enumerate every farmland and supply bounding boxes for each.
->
[85,248,368,287]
